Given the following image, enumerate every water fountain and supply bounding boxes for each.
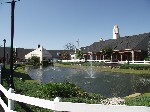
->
[84,52,96,78]
[26,64,150,97]
[85,61,96,78]
[51,59,60,71]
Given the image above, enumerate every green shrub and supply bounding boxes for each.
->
[63,93,105,104]
[28,56,40,66]
[125,94,150,107]
[42,60,49,66]
[40,82,87,98]
[144,57,150,61]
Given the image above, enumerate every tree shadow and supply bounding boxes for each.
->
[15,101,34,112]
[1,68,35,112]
[2,68,33,83]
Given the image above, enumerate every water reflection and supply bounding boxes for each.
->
[25,66,150,97]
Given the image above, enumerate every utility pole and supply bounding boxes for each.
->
[10,0,15,89]
[6,0,20,89]
[6,0,15,89]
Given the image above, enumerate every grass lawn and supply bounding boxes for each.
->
[55,63,150,75]
[96,67,150,75]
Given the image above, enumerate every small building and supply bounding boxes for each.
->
[25,45,52,63]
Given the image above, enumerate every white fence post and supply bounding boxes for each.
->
[8,88,14,110]
[133,60,134,63]
[54,97,62,112]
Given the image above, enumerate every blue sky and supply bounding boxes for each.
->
[0,0,150,50]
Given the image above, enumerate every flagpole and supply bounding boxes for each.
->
[76,38,79,49]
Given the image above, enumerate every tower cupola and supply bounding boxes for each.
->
[113,25,120,39]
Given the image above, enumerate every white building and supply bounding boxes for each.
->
[70,54,77,60]
[25,45,52,63]
[113,25,120,39]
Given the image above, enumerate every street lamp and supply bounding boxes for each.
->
[3,39,6,70]
[7,52,8,64]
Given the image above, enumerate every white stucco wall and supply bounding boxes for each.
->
[71,54,76,60]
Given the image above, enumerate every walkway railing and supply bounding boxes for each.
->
[61,59,150,64]
[0,66,150,112]
[61,59,111,63]
[120,60,150,64]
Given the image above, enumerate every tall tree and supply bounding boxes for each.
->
[102,47,113,59]
[64,43,76,50]
[76,49,84,59]
[60,52,70,60]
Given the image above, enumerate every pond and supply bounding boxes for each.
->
[25,66,150,98]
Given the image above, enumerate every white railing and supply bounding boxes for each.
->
[61,59,85,62]
[119,60,150,64]
[87,59,111,62]
[0,84,150,112]
[61,59,111,63]
[61,59,150,65]
[0,66,150,112]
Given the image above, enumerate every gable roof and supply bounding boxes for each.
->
[48,50,75,58]
[81,32,150,52]
[0,47,34,60]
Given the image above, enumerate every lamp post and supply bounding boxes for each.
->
[7,52,8,64]
[3,39,6,70]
